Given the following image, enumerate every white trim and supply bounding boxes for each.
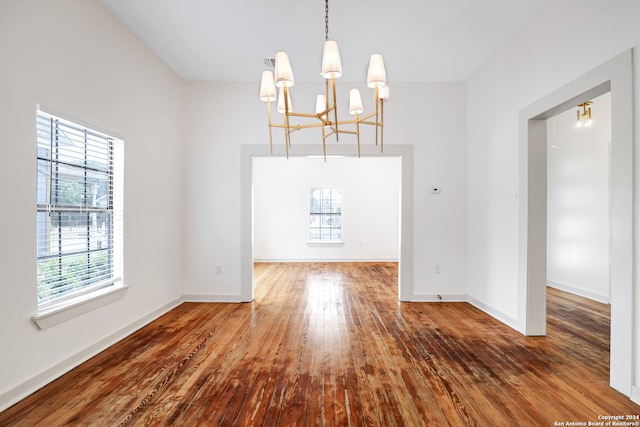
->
[2,297,183,412]
[467,295,519,332]
[242,144,415,303]
[32,282,129,329]
[410,293,468,302]
[518,49,634,395]
[307,241,344,247]
[546,281,610,304]
[183,294,243,303]
[36,104,125,141]
[632,385,640,406]
[407,293,520,331]
[253,258,399,263]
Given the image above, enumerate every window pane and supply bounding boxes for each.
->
[36,111,120,306]
[36,115,52,160]
[86,169,110,208]
[309,186,342,241]
[37,159,50,205]
[52,163,84,206]
[86,134,110,171]
[309,214,320,227]
[56,124,86,165]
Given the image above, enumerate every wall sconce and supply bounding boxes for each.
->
[576,101,592,128]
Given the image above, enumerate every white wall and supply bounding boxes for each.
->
[183,81,468,300]
[0,0,185,409]
[467,0,640,396]
[0,0,469,408]
[253,156,401,261]
[468,0,639,322]
[547,92,611,303]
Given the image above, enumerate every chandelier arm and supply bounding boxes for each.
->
[266,102,273,154]
[287,111,326,119]
[284,130,289,158]
[283,87,292,153]
[331,77,339,142]
[315,105,335,124]
[325,82,330,118]
[323,130,336,140]
[355,114,361,158]
[352,111,377,122]
[317,116,331,126]
[334,117,372,126]
[273,122,328,130]
[380,99,384,153]
[374,86,379,146]
[321,123,327,162]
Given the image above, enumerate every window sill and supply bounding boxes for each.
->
[307,241,344,247]
[32,282,129,330]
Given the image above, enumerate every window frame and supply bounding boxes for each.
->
[33,108,126,328]
[308,186,343,244]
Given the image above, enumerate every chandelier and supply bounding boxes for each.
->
[258,0,389,160]
[576,101,593,128]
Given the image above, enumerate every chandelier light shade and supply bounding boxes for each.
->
[277,87,292,114]
[367,54,387,89]
[259,70,277,102]
[349,89,364,115]
[321,40,343,79]
[378,84,390,100]
[576,101,593,128]
[274,51,294,88]
[258,0,389,160]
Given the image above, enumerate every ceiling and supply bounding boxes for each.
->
[99,0,546,82]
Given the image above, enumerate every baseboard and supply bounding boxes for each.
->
[0,297,184,412]
[253,259,399,263]
[467,295,519,332]
[409,294,468,302]
[546,280,610,304]
[183,294,243,303]
[631,385,640,406]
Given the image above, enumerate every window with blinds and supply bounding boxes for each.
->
[36,110,124,307]
[309,187,342,242]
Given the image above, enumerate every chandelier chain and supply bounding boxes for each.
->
[325,0,329,40]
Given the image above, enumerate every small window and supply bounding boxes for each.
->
[309,187,342,242]
[36,110,124,308]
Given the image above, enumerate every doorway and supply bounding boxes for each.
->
[252,156,401,264]
[240,143,415,303]
[546,92,611,303]
[518,50,634,396]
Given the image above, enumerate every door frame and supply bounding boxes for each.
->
[240,143,415,302]
[518,49,634,396]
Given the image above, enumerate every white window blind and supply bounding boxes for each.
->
[36,110,124,307]
[309,187,342,242]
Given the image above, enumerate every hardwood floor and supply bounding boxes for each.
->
[1,262,638,426]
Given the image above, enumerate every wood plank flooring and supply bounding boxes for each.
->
[1,262,638,426]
